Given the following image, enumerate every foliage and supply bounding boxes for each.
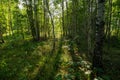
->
[0,0,120,80]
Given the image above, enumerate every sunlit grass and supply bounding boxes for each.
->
[0,38,64,80]
[0,39,53,79]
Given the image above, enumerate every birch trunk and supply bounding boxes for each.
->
[92,0,105,77]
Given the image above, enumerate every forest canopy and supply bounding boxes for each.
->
[0,0,120,80]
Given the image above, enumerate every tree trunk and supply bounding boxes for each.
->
[25,0,38,41]
[0,31,4,43]
[34,0,40,41]
[62,0,65,37]
[45,0,55,52]
[92,0,105,77]
[87,0,92,55]
[8,0,13,36]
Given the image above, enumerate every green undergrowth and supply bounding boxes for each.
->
[0,38,92,80]
[0,38,62,80]
[55,39,92,80]
[103,46,120,80]
[0,37,119,80]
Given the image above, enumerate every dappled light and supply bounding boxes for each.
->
[0,0,120,80]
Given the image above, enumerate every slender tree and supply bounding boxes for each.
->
[33,0,40,40]
[25,0,40,41]
[45,0,56,52]
[92,0,105,77]
[62,0,65,37]
[8,0,13,36]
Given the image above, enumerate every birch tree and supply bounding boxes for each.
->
[92,0,105,77]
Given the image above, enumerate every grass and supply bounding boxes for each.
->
[0,37,91,80]
[0,40,42,79]
[103,46,120,80]
[55,40,92,80]
[0,37,64,80]
[0,35,120,80]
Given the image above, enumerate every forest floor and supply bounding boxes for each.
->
[0,38,91,80]
[103,46,120,80]
[0,38,120,80]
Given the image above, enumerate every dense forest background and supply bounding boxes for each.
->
[0,0,120,80]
